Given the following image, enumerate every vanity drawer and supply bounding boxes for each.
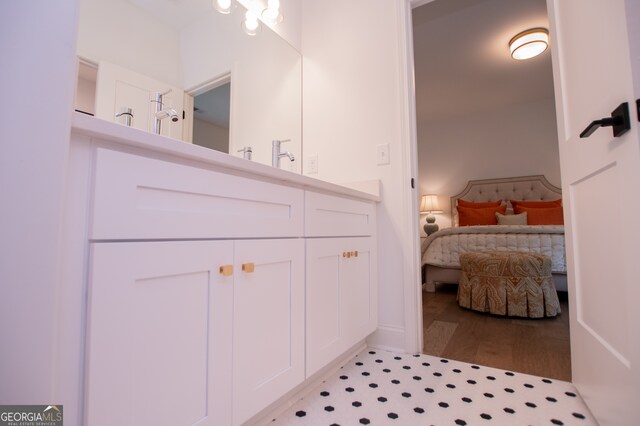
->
[305,191,376,237]
[91,149,304,240]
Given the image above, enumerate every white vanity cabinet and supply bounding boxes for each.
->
[68,117,379,426]
[85,149,305,426]
[304,192,378,377]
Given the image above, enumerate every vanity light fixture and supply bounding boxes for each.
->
[262,0,283,25]
[509,28,549,60]
[213,0,232,14]
[242,10,261,36]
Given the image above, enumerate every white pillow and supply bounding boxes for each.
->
[496,212,527,225]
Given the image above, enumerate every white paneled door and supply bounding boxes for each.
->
[548,1,639,424]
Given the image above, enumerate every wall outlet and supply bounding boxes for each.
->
[377,144,390,165]
[307,154,319,174]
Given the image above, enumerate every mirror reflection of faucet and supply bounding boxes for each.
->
[151,90,180,134]
[237,146,253,160]
[115,107,133,127]
[272,139,295,168]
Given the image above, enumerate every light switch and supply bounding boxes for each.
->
[377,144,390,165]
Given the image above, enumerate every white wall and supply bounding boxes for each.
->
[0,0,79,415]
[193,118,230,152]
[77,0,183,87]
[417,97,561,229]
[301,0,416,350]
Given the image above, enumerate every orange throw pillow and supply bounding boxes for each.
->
[457,199,503,208]
[457,205,507,226]
[510,199,562,209]
[514,205,564,225]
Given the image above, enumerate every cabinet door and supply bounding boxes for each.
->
[232,239,305,425]
[306,237,377,377]
[341,237,378,344]
[86,241,233,426]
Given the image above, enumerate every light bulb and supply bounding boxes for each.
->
[242,10,261,35]
[245,11,258,30]
[261,0,283,24]
[214,0,231,14]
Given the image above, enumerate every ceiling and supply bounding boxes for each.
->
[412,0,554,123]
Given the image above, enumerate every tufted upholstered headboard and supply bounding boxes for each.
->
[450,175,562,221]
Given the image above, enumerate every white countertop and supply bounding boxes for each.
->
[71,112,380,202]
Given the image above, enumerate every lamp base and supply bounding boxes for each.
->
[424,214,439,235]
[424,223,439,236]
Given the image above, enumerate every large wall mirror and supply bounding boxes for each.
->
[75,0,302,173]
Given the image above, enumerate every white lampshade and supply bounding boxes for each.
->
[420,194,443,213]
[509,28,549,60]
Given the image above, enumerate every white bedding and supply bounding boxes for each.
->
[422,225,567,273]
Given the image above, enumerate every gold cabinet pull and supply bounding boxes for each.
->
[219,265,233,276]
[242,262,255,273]
[353,251,358,257]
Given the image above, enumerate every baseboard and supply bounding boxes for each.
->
[248,341,367,425]
[366,324,405,352]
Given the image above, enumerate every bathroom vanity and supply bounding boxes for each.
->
[63,113,378,425]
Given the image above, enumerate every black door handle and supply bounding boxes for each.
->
[580,102,630,138]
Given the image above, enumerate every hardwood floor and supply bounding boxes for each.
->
[422,284,571,381]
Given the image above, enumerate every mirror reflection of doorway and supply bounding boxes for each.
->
[192,82,231,153]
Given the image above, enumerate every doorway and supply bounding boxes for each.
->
[412,0,570,380]
[192,80,231,154]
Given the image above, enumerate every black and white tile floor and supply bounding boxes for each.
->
[272,348,596,425]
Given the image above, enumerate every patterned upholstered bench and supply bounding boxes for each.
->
[458,251,561,318]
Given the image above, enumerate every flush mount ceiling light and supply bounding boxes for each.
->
[509,28,549,60]
[213,0,232,14]
[262,0,283,25]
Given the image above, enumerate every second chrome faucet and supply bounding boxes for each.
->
[271,139,295,168]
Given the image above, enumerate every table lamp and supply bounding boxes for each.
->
[420,194,443,236]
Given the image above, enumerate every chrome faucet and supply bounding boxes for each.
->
[151,90,179,135]
[272,139,295,168]
[237,146,253,160]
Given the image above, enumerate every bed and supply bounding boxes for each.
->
[421,175,568,292]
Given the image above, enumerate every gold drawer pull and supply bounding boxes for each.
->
[219,265,233,276]
[242,262,255,273]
